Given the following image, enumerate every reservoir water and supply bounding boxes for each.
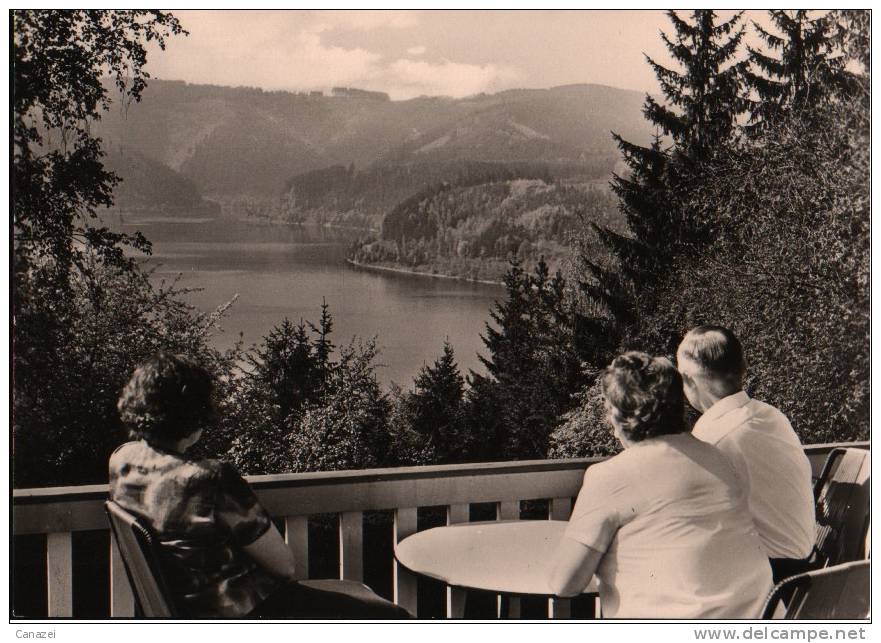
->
[122,217,502,386]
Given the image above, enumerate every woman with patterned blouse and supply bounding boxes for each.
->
[110,352,410,619]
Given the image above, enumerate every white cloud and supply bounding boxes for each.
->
[310,10,420,33]
[384,58,521,99]
[293,30,382,87]
[148,11,522,100]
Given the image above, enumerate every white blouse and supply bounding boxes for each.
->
[565,432,773,619]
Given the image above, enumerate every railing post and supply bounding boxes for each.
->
[338,511,363,582]
[548,596,572,619]
[549,497,573,619]
[549,497,572,520]
[109,533,135,617]
[496,501,520,618]
[46,532,73,617]
[446,503,468,525]
[284,516,309,580]
[393,507,418,617]
[446,504,469,617]
[496,500,519,521]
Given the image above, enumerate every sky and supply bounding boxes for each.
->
[144,9,767,100]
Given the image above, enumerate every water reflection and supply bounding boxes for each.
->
[123,218,501,386]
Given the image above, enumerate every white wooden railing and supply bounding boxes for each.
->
[11,441,868,619]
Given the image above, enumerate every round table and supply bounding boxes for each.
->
[394,520,597,617]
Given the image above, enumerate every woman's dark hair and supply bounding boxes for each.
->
[117,352,215,444]
[601,351,686,442]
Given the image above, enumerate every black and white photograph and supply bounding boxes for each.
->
[9,6,871,627]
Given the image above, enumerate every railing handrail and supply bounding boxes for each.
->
[12,455,610,535]
[11,455,606,503]
[12,440,869,503]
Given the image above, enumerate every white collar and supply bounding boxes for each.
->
[693,391,751,439]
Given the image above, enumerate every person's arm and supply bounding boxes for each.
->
[548,537,604,597]
[215,462,298,580]
[549,462,621,597]
[242,524,298,580]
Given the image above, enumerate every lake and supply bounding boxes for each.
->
[121,217,503,386]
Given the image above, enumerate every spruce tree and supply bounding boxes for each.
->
[644,10,746,158]
[308,298,335,389]
[246,317,323,422]
[467,258,586,460]
[406,340,467,462]
[744,10,857,130]
[829,10,870,73]
[580,10,746,358]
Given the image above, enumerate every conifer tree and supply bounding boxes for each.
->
[743,10,857,130]
[308,298,335,389]
[467,258,586,460]
[245,316,325,424]
[644,10,746,158]
[580,10,746,358]
[829,10,870,73]
[403,340,467,462]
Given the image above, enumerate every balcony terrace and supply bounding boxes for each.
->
[12,441,868,619]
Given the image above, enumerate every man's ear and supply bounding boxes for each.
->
[680,370,695,388]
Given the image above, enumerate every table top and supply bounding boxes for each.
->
[394,520,597,596]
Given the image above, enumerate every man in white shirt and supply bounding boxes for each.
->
[676,326,816,584]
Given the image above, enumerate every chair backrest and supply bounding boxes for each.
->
[762,560,870,619]
[105,500,176,618]
[813,447,870,566]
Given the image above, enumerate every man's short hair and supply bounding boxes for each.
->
[677,326,746,379]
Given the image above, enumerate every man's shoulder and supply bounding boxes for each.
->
[745,398,803,441]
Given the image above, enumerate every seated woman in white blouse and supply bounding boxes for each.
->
[548,352,773,618]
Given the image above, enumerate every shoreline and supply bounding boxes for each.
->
[346,258,504,287]
[235,214,378,233]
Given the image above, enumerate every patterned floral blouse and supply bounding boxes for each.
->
[109,441,281,618]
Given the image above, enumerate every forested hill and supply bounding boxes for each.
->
[93,79,651,198]
[102,149,220,216]
[349,176,624,282]
[280,159,611,229]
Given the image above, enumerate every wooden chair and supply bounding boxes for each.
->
[762,560,870,619]
[105,501,177,617]
[812,447,870,567]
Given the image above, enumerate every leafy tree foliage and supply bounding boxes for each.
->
[640,96,869,444]
[574,10,868,451]
[644,10,746,158]
[829,10,870,72]
[561,9,868,457]
[11,10,220,487]
[547,382,620,459]
[224,306,333,474]
[218,305,400,475]
[13,10,185,275]
[14,263,236,487]
[286,341,394,473]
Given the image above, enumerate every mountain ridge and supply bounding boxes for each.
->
[93,79,653,197]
